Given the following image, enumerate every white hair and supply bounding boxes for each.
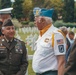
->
[44,17,53,23]
[38,16,53,24]
[1,27,5,30]
[2,26,15,30]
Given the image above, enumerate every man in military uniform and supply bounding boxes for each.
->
[0,19,28,75]
[32,7,66,75]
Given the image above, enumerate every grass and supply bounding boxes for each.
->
[28,60,35,75]
[16,30,36,75]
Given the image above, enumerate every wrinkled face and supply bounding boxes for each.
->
[34,16,45,30]
[2,26,15,40]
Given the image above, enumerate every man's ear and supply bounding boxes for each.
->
[1,29,4,34]
[40,17,45,23]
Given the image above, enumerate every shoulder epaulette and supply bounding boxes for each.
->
[52,30,66,48]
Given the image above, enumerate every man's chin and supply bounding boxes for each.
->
[8,36,14,39]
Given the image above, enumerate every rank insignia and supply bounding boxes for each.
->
[2,39,4,41]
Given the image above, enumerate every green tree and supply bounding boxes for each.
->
[74,1,76,22]
[0,0,1,9]
[32,0,45,8]
[43,0,64,21]
[0,0,11,9]
[13,0,24,21]
[63,0,75,22]
[44,0,64,12]
[23,0,33,19]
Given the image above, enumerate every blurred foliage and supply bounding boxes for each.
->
[29,22,34,27]
[23,0,33,18]
[12,18,22,29]
[44,0,64,13]
[63,0,74,22]
[21,21,35,27]
[12,0,25,20]
[74,2,76,22]
[32,0,45,7]
[0,0,11,9]
[21,21,29,25]
[54,20,76,28]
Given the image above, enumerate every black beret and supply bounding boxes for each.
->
[2,19,14,27]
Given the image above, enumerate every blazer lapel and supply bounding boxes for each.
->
[2,38,9,49]
[2,38,17,50]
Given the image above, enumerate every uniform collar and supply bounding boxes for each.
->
[58,30,66,38]
[40,24,51,36]
[4,36,13,42]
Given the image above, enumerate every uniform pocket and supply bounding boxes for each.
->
[0,47,7,53]
[0,48,7,58]
[39,41,52,56]
[40,41,51,48]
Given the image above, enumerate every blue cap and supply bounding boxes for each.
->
[33,7,54,18]
[40,8,54,18]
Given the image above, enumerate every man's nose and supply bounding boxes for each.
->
[10,28,14,31]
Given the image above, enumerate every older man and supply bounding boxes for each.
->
[0,19,28,75]
[32,7,66,75]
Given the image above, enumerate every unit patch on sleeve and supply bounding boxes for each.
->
[58,45,64,53]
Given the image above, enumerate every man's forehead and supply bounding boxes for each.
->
[35,16,42,20]
[5,26,14,28]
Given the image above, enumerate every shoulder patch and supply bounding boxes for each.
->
[58,45,64,53]
[57,39,64,44]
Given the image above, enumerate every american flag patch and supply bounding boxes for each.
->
[57,39,64,44]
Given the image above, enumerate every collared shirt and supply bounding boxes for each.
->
[32,25,66,73]
[40,24,51,36]
[4,36,13,43]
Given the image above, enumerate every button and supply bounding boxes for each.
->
[10,53,12,54]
